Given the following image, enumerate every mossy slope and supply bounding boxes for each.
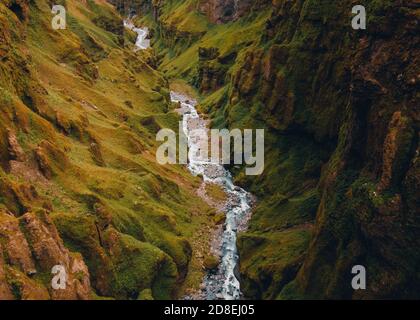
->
[0,0,215,299]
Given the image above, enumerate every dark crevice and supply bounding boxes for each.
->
[9,3,25,22]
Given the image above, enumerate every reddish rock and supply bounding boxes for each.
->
[0,211,36,275]
[0,248,14,300]
[6,129,25,162]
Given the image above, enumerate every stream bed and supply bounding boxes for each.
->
[171,92,254,300]
[124,19,150,50]
[126,20,254,300]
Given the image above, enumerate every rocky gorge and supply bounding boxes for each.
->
[128,0,420,299]
[0,0,418,300]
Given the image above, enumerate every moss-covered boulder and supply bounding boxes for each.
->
[203,255,220,271]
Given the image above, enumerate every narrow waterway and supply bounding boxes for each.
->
[171,92,253,300]
[124,19,150,50]
[126,20,253,300]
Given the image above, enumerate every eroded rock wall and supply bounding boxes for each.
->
[139,0,419,299]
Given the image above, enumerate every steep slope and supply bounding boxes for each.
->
[131,0,419,299]
[0,0,218,299]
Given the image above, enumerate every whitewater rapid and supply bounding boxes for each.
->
[124,19,150,50]
[171,92,253,300]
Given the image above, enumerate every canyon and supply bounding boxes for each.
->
[0,0,419,300]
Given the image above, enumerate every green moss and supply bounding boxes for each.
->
[138,288,154,300]
[203,255,219,271]
[238,227,312,299]
[276,280,305,300]
[106,231,178,299]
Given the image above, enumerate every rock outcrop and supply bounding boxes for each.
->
[195,47,230,92]
[0,210,92,299]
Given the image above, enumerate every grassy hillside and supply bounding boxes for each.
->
[0,0,219,299]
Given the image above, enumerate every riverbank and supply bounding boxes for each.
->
[170,91,255,300]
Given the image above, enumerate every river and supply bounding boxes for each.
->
[126,20,254,300]
[123,19,150,50]
[171,92,254,300]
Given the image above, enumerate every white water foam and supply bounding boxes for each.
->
[171,92,253,300]
[124,19,150,51]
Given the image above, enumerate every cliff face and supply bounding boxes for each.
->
[229,0,419,299]
[133,0,419,299]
